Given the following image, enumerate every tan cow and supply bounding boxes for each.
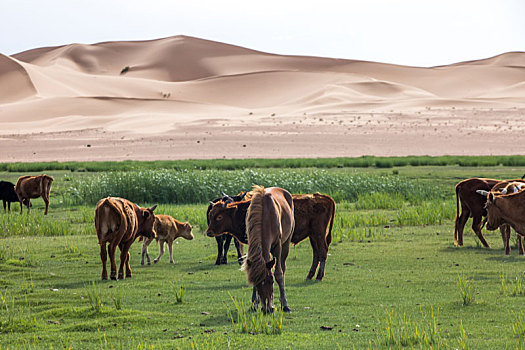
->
[141,214,194,265]
[95,197,157,280]
[15,174,54,215]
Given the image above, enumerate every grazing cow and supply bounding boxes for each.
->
[141,214,194,265]
[95,197,157,280]
[0,181,23,212]
[206,192,336,281]
[15,174,54,215]
[242,186,294,314]
[476,180,525,255]
[207,192,246,265]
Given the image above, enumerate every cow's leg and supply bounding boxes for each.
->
[472,213,490,248]
[306,236,320,280]
[276,242,291,313]
[519,234,525,256]
[234,237,244,265]
[19,197,24,214]
[2,200,6,212]
[315,233,329,281]
[124,251,132,278]
[501,225,511,255]
[251,286,259,311]
[168,240,174,264]
[42,193,50,215]
[154,240,165,264]
[118,242,133,279]
[7,201,10,211]
[221,235,233,264]
[215,236,223,265]
[26,199,31,214]
[454,206,470,246]
[141,237,152,266]
[108,242,118,280]
[100,243,108,280]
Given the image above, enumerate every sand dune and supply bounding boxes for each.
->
[1,35,525,161]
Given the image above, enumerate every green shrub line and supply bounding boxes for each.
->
[3,155,525,172]
[61,169,440,205]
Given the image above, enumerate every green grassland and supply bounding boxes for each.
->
[1,162,525,349]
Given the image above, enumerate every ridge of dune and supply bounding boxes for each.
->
[0,54,38,103]
[2,35,525,162]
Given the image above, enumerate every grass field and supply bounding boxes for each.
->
[1,162,525,349]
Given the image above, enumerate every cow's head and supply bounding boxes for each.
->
[179,222,194,240]
[483,192,505,231]
[137,205,157,238]
[251,257,276,314]
[206,201,236,237]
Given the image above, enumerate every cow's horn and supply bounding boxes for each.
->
[476,190,489,197]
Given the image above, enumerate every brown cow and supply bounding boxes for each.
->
[95,197,157,280]
[291,193,336,281]
[477,180,525,255]
[15,174,54,215]
[206,192,336,281]
[484,190,525,241]
[140,214,194,265]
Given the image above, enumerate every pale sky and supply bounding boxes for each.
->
[1,0,524,67]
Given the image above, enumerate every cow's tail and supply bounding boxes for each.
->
[325,196,336,247]
[454,183,461,246]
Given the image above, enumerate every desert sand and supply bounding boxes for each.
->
[1,35,524,162]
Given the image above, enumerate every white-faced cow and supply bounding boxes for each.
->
[476,180,525,255]
[15,174,53,215]
[95,197,157,280]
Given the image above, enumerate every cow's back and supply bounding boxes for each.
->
[292,193,335,244]
[95,197,137,245]
[153,214,176,241]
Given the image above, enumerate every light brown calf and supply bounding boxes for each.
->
[15,174,54,215]
[141,214,193,265]
[95,197,157,280]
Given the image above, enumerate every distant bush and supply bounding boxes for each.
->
[62,169,439,205]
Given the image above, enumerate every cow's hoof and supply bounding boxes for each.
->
[215,259,221,265]
[153,259,159,264]
[237,258,244,265]
[220,258,227,265]
[126,274,132,278]
[118,273,124,280]
[140,262,145,266]
[101,276,108,281]
[282,306,291,313]
[315,278,323,282]
[110,275,117,281]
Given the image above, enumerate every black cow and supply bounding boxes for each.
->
[0,181,23,212]
[207,192,246,265]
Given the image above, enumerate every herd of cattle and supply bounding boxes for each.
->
[3,173,525,312]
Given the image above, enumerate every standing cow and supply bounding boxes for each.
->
[207,192,246,265]
[0,181,22,212]
[206,193,336,281]
[141,214,194,265]
[15,174,54,215]
[95,197,157,280]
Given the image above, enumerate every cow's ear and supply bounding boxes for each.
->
[143,210,150,218]
[266,258,276,270]
[488,192,495,203]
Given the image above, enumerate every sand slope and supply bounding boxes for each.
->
[1,35,525,161]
